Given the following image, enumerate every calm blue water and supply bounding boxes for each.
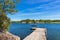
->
[8,23,60,40]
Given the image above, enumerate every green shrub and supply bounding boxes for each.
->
[0,14,10,32]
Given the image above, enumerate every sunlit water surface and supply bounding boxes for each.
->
[8,23,60,40]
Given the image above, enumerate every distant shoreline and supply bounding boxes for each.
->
[11,19,60,24]
[11,22,60,24]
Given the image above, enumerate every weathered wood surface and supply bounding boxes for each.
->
[23,28,46,40]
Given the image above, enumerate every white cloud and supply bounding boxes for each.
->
[21,0,60,13]
[23,0,53,4]
[17,12,44,16]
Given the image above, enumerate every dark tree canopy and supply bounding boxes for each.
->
[0,14,10,31]
[0,0,19,32]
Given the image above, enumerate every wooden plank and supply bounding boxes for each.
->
[23,28,46,40]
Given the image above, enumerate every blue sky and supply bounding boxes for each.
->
[7,0,60,21]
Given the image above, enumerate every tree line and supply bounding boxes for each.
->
[12,19,60,24]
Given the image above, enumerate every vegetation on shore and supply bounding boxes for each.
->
[0,0,18,32]
[12,19,60,24]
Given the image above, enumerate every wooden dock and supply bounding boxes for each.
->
[23,28,46,40]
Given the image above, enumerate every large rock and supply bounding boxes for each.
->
[0,31,20,40]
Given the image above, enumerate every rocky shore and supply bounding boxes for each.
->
[0,31,20,40]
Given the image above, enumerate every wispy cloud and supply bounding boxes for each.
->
[8,0,60,20]
[40,14,60,20]
[16,12,44,16]
[22,0,53,4]
[21,0,60,13]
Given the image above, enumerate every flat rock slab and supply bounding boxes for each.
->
[0,31,20,40]
[23,28,46,40]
